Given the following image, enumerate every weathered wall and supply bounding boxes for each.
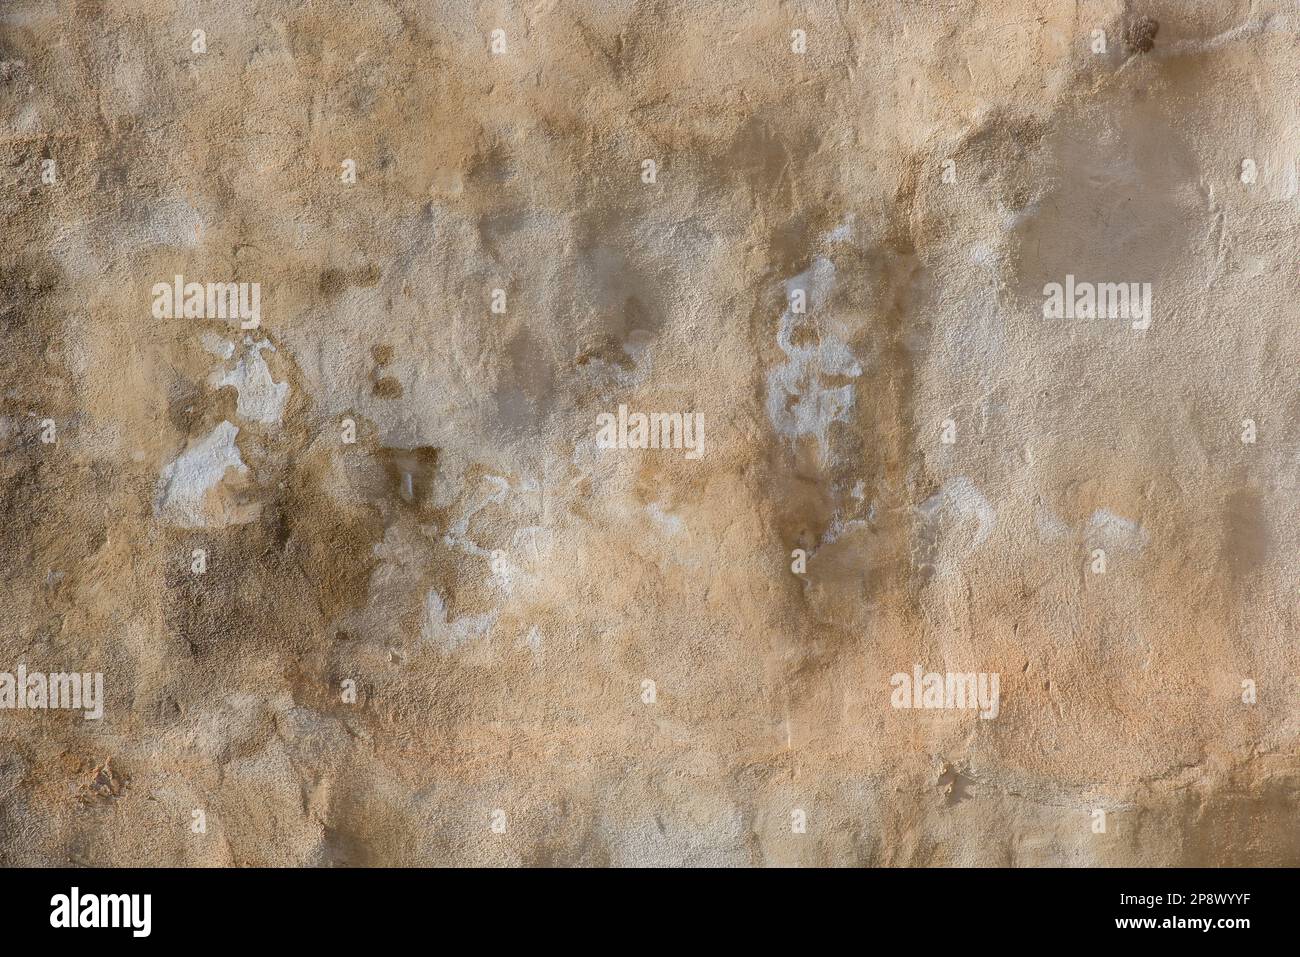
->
[0,0,1296,865]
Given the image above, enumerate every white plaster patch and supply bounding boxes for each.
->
[143,198,204,249]
[212,339,289,425]
[200,332,234,359]
[1086,508,1148,549]
[420,589,498,651]
[825,216,855,243]
[489,547,519,593]
[765,256,862,454]
[646,502,685,536]
[443,475,511,559]
[154,421,249,527]
[918,476,996,546]
[13,104,41,136]
[521,624,542,656]
[821,515,868,546]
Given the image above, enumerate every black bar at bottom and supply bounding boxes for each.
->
[0,866,1283,941]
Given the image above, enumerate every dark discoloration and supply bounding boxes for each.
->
[1124,16,1158,53]
[372,376,403,399]
[376,445,440,509]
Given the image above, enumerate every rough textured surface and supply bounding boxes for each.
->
[0,0,1296,866]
